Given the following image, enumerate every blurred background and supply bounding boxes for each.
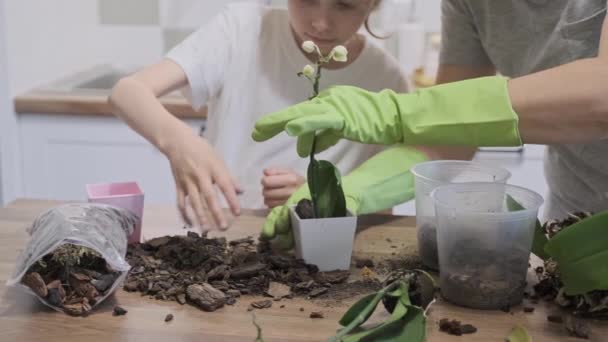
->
[0,0,547,215]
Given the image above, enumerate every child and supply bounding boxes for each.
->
[109,0,412,230]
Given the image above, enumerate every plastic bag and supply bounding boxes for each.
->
[7,203,137,314]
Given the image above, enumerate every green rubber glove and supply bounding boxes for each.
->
[252,76,522,157]
[261,146,429,249]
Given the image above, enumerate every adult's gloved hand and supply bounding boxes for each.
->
[261,146,429,249]
[252,76,522,157]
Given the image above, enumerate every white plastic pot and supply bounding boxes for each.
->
[289,206,357,271]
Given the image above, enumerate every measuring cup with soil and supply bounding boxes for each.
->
[411,161,510,270]
[432,182,543,309]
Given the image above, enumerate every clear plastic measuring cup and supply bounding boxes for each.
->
[411,161,511,270]
[432,182,543,309]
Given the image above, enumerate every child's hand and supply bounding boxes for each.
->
[261,167,305,208]
[165,132,242,231]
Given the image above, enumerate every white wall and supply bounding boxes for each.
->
[0,0,20,205]
[4,0,440,97]
[4,0,163,97]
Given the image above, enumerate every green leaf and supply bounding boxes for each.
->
[332,281,402,342]
[506,325,532,342]
[338,293,379,327]
[506,195,549,260]
[341,306,426,342]
[390,299,408,320]
[307,158,320,218]
[308,159,347,218]
[544,211,608,295]
[399,282,412,307]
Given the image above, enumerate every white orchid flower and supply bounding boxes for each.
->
[302,64,315,78]
[302,40,318,54]
[330,45,348,62]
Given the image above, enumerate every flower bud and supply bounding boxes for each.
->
[302,64,315,78]
[330,45,348,62]
[302,40,317,54]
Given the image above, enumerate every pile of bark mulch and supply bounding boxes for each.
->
[21,244,120,316]
[123,231,382,312]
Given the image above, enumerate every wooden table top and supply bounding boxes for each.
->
[0,199,606,342]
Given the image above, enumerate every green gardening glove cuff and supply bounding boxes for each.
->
[395,76,521,147]
[253,76,522,157]
[342,146,429,215]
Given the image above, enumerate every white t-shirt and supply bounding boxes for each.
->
[166,3,409,209]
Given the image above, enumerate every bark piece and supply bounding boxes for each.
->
[266,282,291,300]
[22,272,48,298]
[251,299,272,309]
[186,284,226,312]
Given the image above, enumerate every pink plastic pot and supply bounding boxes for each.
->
[86,181,144,244]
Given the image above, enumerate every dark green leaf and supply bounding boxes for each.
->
[390,299,408,320]
[545,211,608,295]
[399,282,412,307]
[308,159,346,218]
[307,158,320,218]
[338,293,379,327]
[506,195,549,260]
[386,287,403,298]
[331,281,402,342]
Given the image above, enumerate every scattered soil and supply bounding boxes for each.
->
[354,258,374,269]
[523,307,535,313]
[439,318,477,336]
[547,315,564,324]
[309,311,324,319]
[123,231,385,312]
[113,306,127,316]
[376,254,426,275]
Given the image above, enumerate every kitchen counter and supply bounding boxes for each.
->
[1,199,606,341]
[13,65,206,118]
[14,89,205,118]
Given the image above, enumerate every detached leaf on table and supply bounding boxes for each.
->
[341,306,425,342]
[506,325,532,342]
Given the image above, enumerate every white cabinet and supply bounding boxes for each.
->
[19,113,204,204]
[0,0,19,206]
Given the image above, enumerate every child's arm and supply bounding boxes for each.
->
[109,59,241,231]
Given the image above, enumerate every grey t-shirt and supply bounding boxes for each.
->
[440,0,608,220]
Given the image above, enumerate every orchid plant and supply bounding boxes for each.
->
[297,41,348,219]
[295,41,432,341]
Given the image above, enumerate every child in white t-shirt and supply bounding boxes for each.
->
[110,0,430,230]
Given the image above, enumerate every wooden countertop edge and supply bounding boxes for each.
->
[13,91,206,119]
